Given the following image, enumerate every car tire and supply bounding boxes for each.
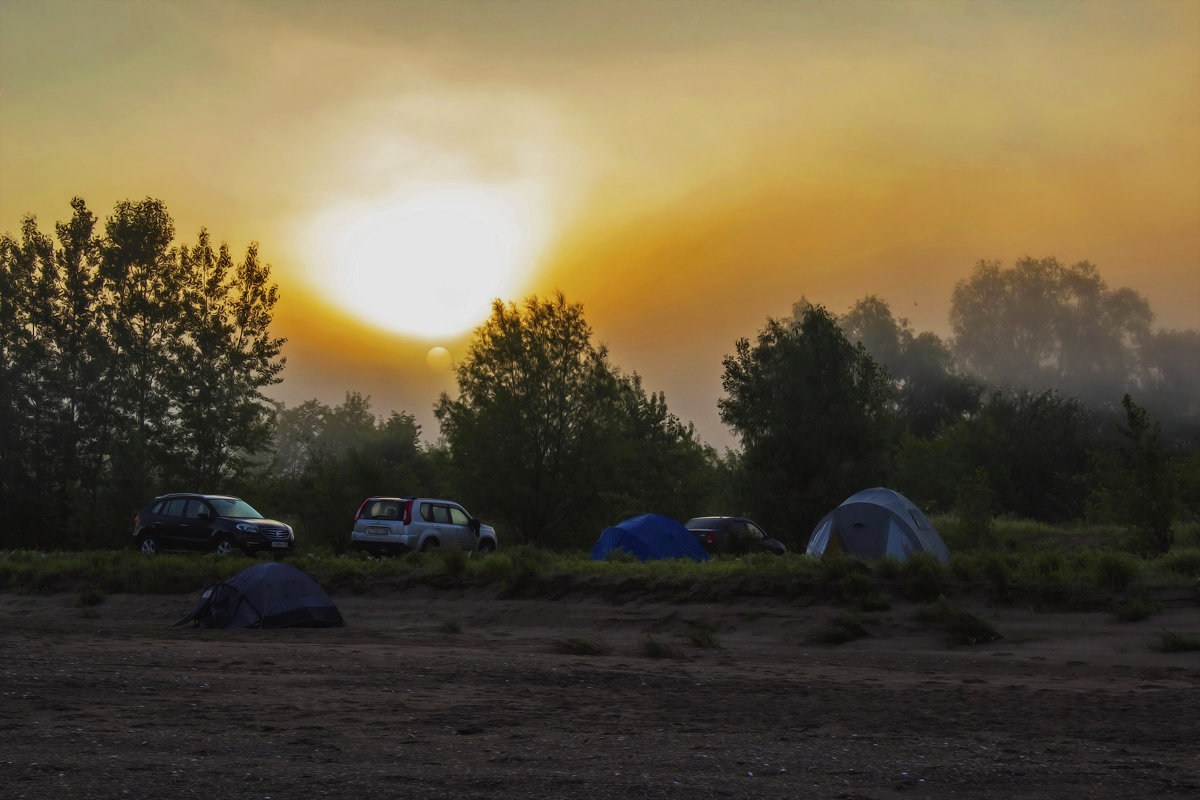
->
[138,535,158,555]
[420,537,439,553]
[214,537,236,556]
[477,538,496,554]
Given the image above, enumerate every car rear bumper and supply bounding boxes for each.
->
[350,540,413,556]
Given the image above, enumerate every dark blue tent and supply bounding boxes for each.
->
[175,562,344,629]
[590,514,710,562]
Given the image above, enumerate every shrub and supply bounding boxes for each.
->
[808,612,870,645]
[1155,631,1200,652]
[1112,595,1161,622]
[556,636,612,656]
[682,621,722,649]
[1093,550,1140,591]
[639,635,686,659]
[439,617,462,634]
[914,597,1001,646]
[901,552,948,601]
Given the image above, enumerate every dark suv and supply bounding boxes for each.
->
[133,493,294,556]
[684,516,787,556]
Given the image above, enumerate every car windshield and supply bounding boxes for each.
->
[209,497,263,519]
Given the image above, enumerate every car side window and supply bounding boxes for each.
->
[184,500,208,519]
[432,505,451,524]
[449,507,469,526]
[419,503,434,523]
[746,522,767,539]
[164,498,187,517]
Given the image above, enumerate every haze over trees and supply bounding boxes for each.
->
[1,197,1196,554]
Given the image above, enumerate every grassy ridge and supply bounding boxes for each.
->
[2,541,1197,616]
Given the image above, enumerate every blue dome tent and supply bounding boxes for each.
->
[590,514,710,562]
[806,487,950,563]
[175,562,345,629]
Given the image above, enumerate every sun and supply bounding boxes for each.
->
[307,182,545,339]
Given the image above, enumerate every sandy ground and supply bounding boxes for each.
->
[1,586,1197,799]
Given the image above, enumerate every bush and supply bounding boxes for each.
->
[1093,550,1140,591]
[901,552,948,601]
[1155,631,1200,652]
[914,597,1001,646]
[808,612,870,645]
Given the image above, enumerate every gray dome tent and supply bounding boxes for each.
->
[806,488,949,562]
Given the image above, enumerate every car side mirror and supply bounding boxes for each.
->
[468,518,481,536]
[198,510,212,522]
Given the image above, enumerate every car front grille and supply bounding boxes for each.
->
[260,527,290,539]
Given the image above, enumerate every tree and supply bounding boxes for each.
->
[949,257,1152,401]
[719,304,895,543]
[435,292,713,548]
[0,197,288,549]
[173,232,285,487]
[839,296,983,438]
[1097,395,1179,554]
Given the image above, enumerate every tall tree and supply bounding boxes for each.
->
[435,293,622,546]
[97,198,181,504]
[949,257,1152,400]
[720,304,895,542]
[174,232,285,486]
[839,296,983,438]
[435,292,713,548]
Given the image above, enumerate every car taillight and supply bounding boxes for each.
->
[705,533,715,545]
[403,499,413,525]
[133,514,139,527]
[353,499,369,523]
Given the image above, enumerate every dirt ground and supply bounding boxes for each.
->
[1,586,1197,799]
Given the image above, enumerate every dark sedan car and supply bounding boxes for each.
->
[133,493,294,556]
[684,516,787,556]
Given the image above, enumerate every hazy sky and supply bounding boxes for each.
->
[3,0,1198,448]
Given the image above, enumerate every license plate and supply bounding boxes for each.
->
[367,526,389,536]
[272,541,289,548]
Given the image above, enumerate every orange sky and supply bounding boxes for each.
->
[3,0,1198,448]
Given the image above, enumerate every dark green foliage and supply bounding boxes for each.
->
[1093,395,1180,555]
[840,295,983,438]
[955,467,997,549]
[438,618,462,634]
[809,612,870,645]
[1092,550,1140,591]
[435,292,717,548]
[682,621,722,649]
[258,393,443,553]
[900,552,948,601]
[639,635,686,659]
[1155,631,1200,652]
[1,198,285,550]
[914,597,1001,646]
[556,636,612,656]
[719,304,895,544]
[1112,595,1161,622]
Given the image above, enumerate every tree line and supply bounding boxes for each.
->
[2,200,1196,553]
[1,198,284,548]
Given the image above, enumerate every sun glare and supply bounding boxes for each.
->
[308,183,545,339]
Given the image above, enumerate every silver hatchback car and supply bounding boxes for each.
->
[349,496,498,556]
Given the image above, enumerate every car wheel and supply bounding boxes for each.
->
[420,537,439,553]
[138,535,158,555]
[477,538,496,554]
[214,537,236,556]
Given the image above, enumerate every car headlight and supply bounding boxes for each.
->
[236,522,259,534]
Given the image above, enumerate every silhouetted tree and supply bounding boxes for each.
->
[435,292,714,547]
[720,304,894,543]
[839,295,983,438]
